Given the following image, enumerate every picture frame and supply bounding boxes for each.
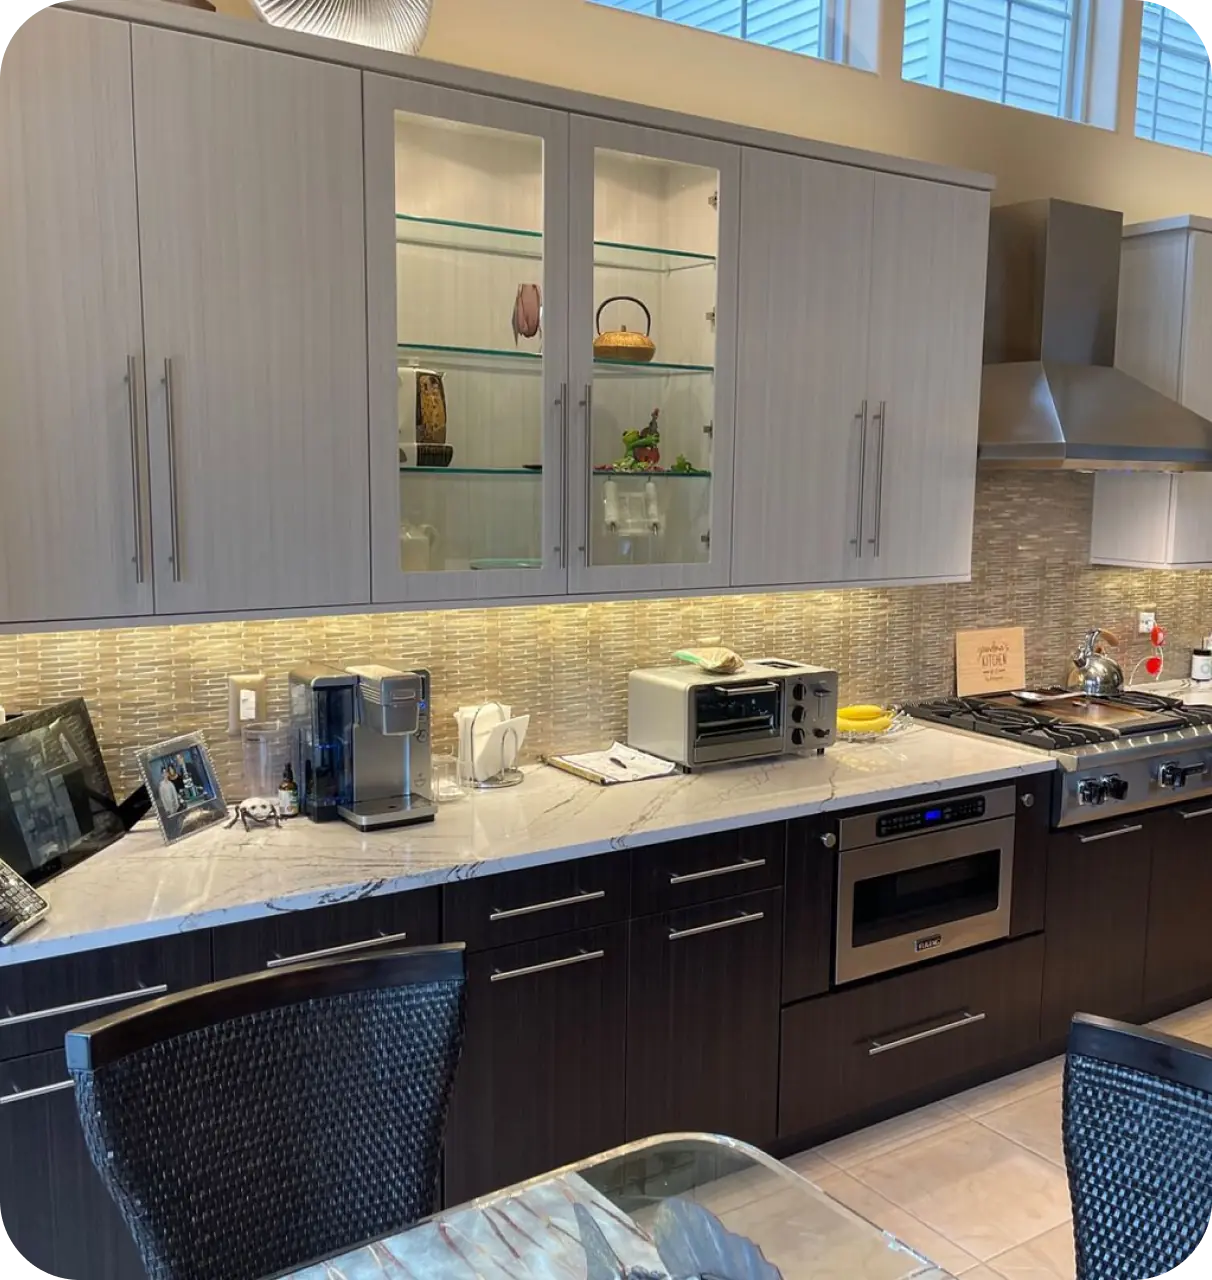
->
[135,732,227,846]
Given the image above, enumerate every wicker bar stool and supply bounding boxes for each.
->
[1064,1012,1212,1280]
[65,944,466,1280]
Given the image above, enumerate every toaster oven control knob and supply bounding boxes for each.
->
[792,682,807,702]
[791,728,806,747]
[792,705,806,724]
[814,727,830,739]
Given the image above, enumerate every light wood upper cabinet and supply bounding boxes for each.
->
[1094,222,1212,569]
[856,175,988,582]
[731,154,988,588]
[132,28,370,614]
[0,10,152,624]
[731,150,873,587]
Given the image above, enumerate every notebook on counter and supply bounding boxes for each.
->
[546,742,678,786]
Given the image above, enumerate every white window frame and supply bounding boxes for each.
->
[1135,0,1212,153]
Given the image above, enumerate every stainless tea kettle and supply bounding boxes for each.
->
[1069,627,1124,696]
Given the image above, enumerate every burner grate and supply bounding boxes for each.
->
[904,697,1119,747]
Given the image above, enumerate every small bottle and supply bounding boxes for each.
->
[278,762,299,817]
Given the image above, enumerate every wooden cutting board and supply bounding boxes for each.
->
[956,627,1027,696]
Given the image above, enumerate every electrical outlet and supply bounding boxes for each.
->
[1138,609,1157,635]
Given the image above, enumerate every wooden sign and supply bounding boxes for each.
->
[956,627,1026,696]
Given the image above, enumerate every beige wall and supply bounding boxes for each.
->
[209,0,1212,221]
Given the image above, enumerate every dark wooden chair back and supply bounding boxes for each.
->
[66,943,466,1280]
[1064,1012,1212,1280]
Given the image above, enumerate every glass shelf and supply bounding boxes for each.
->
[592,469,712,479]
[400,466,543,477]
[397,342,713,377]
[395,214,716,273]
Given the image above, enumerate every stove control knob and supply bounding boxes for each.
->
[1078,776,1127,805]
[1160,761,1209,790]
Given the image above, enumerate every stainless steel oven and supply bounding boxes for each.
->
[835,786,1016,984]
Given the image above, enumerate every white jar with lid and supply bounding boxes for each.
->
[1192,649,1212,682]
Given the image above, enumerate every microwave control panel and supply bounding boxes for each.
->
[876,794,987,839]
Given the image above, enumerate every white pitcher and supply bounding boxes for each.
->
[400,522,439,573]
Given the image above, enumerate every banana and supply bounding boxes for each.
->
[837,712,894,735]
[838,704,887,721]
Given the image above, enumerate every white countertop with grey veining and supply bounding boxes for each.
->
[0,724,1055,967]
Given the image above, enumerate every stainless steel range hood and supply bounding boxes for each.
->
[978,199,1212,470]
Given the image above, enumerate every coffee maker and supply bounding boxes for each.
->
[288,662,435,830]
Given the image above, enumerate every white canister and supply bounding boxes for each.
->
[1192,649,1212,682]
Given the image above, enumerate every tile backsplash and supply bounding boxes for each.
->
[3,471,1212,797]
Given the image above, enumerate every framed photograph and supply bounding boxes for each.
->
[135,733,227,846]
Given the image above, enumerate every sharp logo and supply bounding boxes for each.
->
[915,934,943,953]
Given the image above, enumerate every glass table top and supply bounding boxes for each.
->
[281,1133,955,1279]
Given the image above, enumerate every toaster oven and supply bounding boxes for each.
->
[627,660,839,769]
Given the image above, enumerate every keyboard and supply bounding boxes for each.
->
[0,861,48,945]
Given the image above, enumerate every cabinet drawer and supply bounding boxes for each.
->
[0,932,212,1062]
[779,934,1044,1140]
[631,824,785,916]
[443,855,629,952]
[212,889,439,979]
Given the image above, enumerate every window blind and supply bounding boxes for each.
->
[902,0,1079,120]
[1136,1,1212,154]
[590,0,829,60]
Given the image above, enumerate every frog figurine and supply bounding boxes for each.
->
[621,408,661,469]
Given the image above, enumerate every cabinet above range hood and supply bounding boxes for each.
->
[978,199,1212,470]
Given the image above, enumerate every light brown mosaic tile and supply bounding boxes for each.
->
[3,472,1212,797]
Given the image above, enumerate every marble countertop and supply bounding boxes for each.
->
[2,724,1055,967]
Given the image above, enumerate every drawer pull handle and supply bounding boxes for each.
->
[1179,806,1212,821]
[1078,824,1144,844]
[669,910,764,942]
[0,1079,75,1107]
[490,949,605,983]
[265,930,410,969]
[489,889,606,922]
[669,858,766,886]
[868,1010,986,1057]
[0,983,169,1030]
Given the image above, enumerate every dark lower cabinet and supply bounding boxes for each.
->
[626,888,783,1148]
[442,923,628,1207]
[1144,805,1212,1012]
[779,934,1045,1140]
[0,1050,141,1280]
[1041,818,1152,1042]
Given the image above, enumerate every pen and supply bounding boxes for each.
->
[609,756,628,769]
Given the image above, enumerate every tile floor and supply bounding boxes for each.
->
[782,998,1212,1279]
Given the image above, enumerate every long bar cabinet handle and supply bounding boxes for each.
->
[162,357,183,582]
[1078,824,1143,844]
[0,983,169,1030]
[264,930,409,969]
[669,910,764,942]
[851,401,867,557]
[126,355,146,584]
[489,889,605,922]
[0,1079,76,1107]
[1179,806,1212,821]
[491,949,605,983]
[579,383,593,563]
[868,1010,986,1057]
[669,858,766,885]
[557,381,569,568]
[869,400,887,556]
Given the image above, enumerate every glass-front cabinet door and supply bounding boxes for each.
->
[567,119,739,594]
[363,75,570,602]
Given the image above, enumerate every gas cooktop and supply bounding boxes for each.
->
[905,690,1212,827]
